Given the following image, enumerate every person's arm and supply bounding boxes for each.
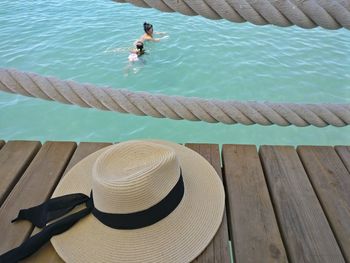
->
[147,35,168,42]
[155,31,167,36]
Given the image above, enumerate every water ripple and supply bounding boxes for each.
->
[0,0,349,144]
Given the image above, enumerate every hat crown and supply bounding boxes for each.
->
[92,141,180,214]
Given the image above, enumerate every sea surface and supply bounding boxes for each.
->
[1,0,350,145]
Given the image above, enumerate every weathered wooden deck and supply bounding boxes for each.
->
[0,140,349,263]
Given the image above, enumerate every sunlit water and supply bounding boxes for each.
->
[1,0,349,145]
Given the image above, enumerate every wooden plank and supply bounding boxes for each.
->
[23,142,112,263]
[0,141,41,207]
[297,146,350,262]
[0,141,76,255]
[222,144,287,263]
[259,146,345,263]
[335,146,350,173]
[186,143,230,263]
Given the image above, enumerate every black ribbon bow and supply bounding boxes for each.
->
[0,175,184,263]
[0,193,92,263]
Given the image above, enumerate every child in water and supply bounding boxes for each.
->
[128,22,167,62]
[128,41,145,62]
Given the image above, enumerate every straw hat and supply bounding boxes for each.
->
[50,140,225,263]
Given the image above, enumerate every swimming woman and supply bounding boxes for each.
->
[138,22,167,43]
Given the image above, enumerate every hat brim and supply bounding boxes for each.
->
[50,140,225,263]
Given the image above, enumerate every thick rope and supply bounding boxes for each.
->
[113,0,350,30]
[0,68,349,127]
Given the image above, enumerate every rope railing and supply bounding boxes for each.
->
[113,0,350,30]
[0,68,349,127]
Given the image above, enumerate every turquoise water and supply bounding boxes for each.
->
[1,0,350,145]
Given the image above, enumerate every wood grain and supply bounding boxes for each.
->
[222,144,287,263]
[0,141,41,206]
[335,146,350,173]
[186,143,231,263]
[260,146,345,263]
[0,141,76,254]
[297,146,350,262]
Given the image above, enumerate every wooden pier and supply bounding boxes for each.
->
[0,140,349,262]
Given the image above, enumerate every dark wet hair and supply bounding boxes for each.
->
[136,41,144,51]
[143,22,153,33]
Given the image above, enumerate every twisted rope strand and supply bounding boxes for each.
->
[0,68,349,127]
[113,0,350,30]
